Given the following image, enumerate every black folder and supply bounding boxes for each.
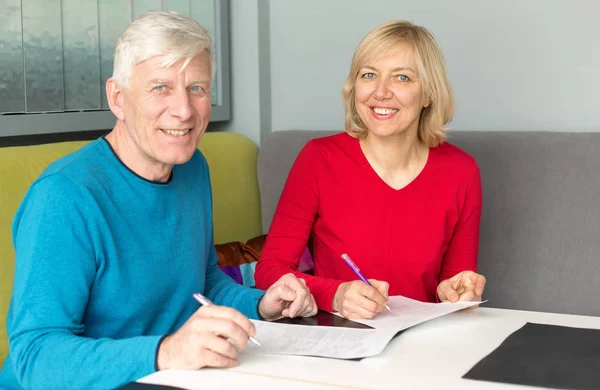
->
[463,322,600,390]
[117,383,185,390]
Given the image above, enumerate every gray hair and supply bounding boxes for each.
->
[112,10,214,86]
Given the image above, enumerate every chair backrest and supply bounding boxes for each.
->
[258,130,600,316]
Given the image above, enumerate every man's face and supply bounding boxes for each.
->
[118,52,212,170]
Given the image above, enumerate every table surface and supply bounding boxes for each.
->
[138,307,600,390]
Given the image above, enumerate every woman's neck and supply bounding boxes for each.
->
[359,133,428,190]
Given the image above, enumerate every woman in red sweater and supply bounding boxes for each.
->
[255,20,486,319]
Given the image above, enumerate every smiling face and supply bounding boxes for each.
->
[354,44,429,140]
[109,52,212,178]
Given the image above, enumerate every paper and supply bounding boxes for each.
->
[246,321,397,359]
[245,295,481,359]
[350,295,483,330]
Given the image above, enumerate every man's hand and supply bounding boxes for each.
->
[258,273,317,321]
[437,271,486,303]
[157,305,256,370]
[332,279,389,319]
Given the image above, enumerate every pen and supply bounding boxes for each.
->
[192,293,261,346]
[340,253,392,312]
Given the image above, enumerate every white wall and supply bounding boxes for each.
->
[269,0,600,133]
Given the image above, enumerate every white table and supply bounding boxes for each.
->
[138,307,600,390]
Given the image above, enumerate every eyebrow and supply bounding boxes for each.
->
[361,65,416,73]
[189,78,211,84]
[146,78,210,85]
[147,79,170,85]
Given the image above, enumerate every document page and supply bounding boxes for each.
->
[351,295,483,331]
[246,321,398,359]
[243,296,482,359]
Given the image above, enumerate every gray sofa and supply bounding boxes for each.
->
[257,130,600,317]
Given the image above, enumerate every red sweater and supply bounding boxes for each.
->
[255,133,482,311]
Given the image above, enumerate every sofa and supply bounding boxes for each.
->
[3,129,600,365]
[258,130,600,318]
[0,131,263,366]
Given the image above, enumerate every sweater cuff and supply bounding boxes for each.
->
[154,335,169,371]
[256,293,266,320]
[313,280,343,312]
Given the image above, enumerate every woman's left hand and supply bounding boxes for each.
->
[437,271,486,303]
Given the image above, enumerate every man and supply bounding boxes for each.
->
[0,11,316,389]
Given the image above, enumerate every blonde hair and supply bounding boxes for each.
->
[342,20,454,147]
[112,10,214,86]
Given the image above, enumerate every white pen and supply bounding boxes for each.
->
[192,292,261,346]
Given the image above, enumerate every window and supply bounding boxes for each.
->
[0,0,230,137]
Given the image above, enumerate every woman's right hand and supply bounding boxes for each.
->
[332,279,389,319]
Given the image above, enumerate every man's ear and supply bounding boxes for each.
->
[106,77,126,120]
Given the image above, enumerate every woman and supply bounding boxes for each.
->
[255,20,486,319]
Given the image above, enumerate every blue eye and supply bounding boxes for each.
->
[397,75,410,82]
[154,85,165,91]
[361,72,375,79]
[190,85,203,93]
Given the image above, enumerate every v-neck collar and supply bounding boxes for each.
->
[344,132,435,193]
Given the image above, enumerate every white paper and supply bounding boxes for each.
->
[246,320,398,359]
[350,295,484,330]
[243,296,482,359]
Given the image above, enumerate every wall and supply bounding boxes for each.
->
[268,0,600,133]
[211,0,271,145]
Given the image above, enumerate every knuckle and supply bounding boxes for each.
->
[224,321,238,336]
[367,301,378,312]
[225,342,239,357]
[213,353,229,367]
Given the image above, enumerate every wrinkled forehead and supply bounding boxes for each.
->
[130,53,212,83]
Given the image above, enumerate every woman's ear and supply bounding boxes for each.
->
[106,78,126,120]
[423,95,432,108]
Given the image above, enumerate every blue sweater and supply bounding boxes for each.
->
[0,138,264,389]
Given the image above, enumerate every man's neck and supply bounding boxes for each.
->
[105,122,173,183]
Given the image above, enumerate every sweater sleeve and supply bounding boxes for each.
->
[204,246,264,319]
[439,159,483,282]
[8,176,161,390]
[255,141,344,311]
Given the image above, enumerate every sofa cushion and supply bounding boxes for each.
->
[199,132,262,245]
[447,131,600,317]
[258,130,600,317]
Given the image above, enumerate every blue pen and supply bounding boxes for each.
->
[192,293,261,346]
[341,253,392,312]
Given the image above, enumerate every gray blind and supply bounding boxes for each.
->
[0,0,227,136]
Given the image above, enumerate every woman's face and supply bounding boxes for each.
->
[354,44,428,140]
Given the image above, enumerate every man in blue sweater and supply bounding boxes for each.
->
[0,10,317,389]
